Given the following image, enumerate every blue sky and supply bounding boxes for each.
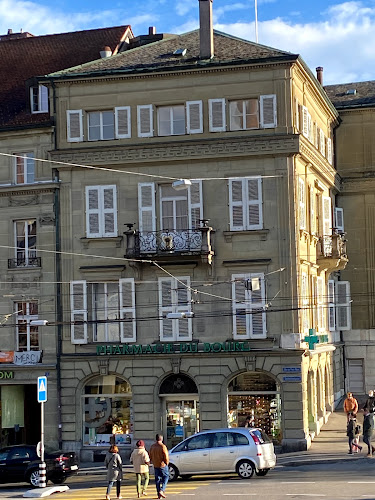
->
[2,0,375,84]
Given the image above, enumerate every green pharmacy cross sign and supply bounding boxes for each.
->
[304,329,320,350]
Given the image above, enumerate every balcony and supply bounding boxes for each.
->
[317,233,348,272]
[8,256,41,269]
[125,225,214,264]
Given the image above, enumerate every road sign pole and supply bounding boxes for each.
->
[39,401,46,488]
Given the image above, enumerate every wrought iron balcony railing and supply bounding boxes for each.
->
[8,256,41,269]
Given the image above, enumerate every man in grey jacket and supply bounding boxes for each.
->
[362,407,375,457]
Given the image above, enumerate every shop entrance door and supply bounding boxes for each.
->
[164,399,199,449]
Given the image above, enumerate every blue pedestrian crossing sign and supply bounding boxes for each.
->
[37,376,47,403]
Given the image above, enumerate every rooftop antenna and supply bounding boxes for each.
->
[255,0,259,43]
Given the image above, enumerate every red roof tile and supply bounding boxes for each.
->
[0,25,132,129]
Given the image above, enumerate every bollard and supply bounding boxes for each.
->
[39,461,46,488]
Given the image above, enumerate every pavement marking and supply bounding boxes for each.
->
[349,481,375,484]
[285,495,325,497]
[223,494,256,496]
[281,482,316,484]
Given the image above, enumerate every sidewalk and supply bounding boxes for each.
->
[78,406,369,475]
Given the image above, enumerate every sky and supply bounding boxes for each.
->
[1,0,375,85]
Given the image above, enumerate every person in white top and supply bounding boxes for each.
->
[130,440,150,498]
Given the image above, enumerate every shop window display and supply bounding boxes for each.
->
[227,372,282,444]
[83,375,133,447]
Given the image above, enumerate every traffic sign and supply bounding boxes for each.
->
[37,376,47,403]
[36,441,44,458]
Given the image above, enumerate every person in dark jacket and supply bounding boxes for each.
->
[105,445,123,500]
[362,407,375,457]
[346,413,362,454]
[364,391,375,419]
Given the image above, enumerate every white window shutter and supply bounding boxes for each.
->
[310,186,315,234]
[302,106,309,138]
[159,278,174,341]
[103,186,117,237]
[188,180,203,229]
[229,179,245,231]
[119,278,136,342]
[299,179,306,230]
[327,137,333,164]
[336,281,351,331]
[137,104,153,137]
[250,273,266,338]
[301,273,309,333]
[308,113,313,143]
[317,276,325,332]
[295,98,299,131]
[335,207,344,232]
[328,280,336,331]
[247,177,262,229]
[67,110,83,142]
[40,85,48,112]
[260,94,277,128]
[115,106,131,139]
[320,129,326,157]
[138,182,156,233]
[232,275,248,339]
[86,187,101,237]
[176,277,192,340]
[322,196,332,236]
[70,280,87,344]
[186,101,203,134]
[208,98,226,132]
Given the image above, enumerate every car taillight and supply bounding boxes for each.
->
[250,432,260,445]
[55,456,69,463]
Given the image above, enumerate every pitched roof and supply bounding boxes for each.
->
[47,29,297,79]
[325,81,375,109]
[0,25,132,130]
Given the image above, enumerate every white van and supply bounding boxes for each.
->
[168,428,276,481]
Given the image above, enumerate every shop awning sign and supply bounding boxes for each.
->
[97,341,250,356]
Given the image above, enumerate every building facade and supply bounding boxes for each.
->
[43,0,349,458]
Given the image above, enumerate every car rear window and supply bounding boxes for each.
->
[234,433,249,446]
[251,429,271,444]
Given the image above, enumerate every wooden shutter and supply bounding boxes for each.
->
[295,98,299,131]
[67,110,83,142]
[188,180,203,229]
[319,129,326,156]
[119,278,136,342]
[328,280,336,331]
[70,281,87,344]
[335,207,344,232]
[327,137,333,164]
[322,196,332,236]
[186,101,203,134]
[115,106,131,139]
[299,179,306,230]
[229,179,244,231]
[247,177,262,229]
[317,276,325,332]
[159,278,174,341]
[310,186,315,234]
[208,98,226,132]
[260,94,277,128]
[137,104,153,137]
[232,275,249,339]
[103,186,117,237]
[86,187,101,237]
[176,277,192,340]
[308,113,313,143]
[138,183,156,233]
[336,281,351,330]
[302,106,309,138]
[301,273,309,333]
[250,273,266,338]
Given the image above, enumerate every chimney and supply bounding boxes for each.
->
[100,46,112,58]
[7,29,13,35]
[148,26,156,35]
[199,0,214,59]
[316,66,323,85]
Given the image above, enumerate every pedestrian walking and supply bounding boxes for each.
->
[353,418,362,453]
[364,390,375,416]
[347,413,362,454]
[149,434,169,499]
[362,407,375,457]
[105,445,123,500]
[130,440,150,498]
[344,392,359,421]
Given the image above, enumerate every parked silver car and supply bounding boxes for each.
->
[168,428,276,481]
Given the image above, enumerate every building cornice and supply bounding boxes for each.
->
[299,138,339,190]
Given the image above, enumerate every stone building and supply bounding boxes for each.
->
[0,25,133,448]
[42,0,349,458]
[325,81,375,394]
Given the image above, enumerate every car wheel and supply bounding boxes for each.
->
[236,460,255,479]
[180,475,192,480]
[255,469,269,477]
[28,469,42,488]
[168,464,179,482]
[51,476,66,484]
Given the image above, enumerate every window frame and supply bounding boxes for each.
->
[87,110,115,141]
[30,85,48,114]
[14,219,37,266]
[15,301,39,351]
[229,177,263,231]
[14,153,35,185]
[229,99,259,131]
[85,185,118,238]
[157,105,186,136]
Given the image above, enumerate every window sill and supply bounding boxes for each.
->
[223,229,269,242]
[81,236,123,249]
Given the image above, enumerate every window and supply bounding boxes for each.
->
[16,302,39,351]
[232,273,266,339]
[30,85,48,113]
[88,111,115,141]
[85,185,117,238]
[334,207,344,233]
[161,184,188,230]
[70,279,136,344]
[234,433,249,446]
[14,220,37,266]
[229,99,259,130]
[229,177,263,231]
[317,276,325,332]
[212,432,235,447]
[327,280,351,331]
[299,179,306,230]
[186,433,211,450]
[158,105,185,136]
[159,277,192,341]
[300,272,309,333]
[14,153,35,184]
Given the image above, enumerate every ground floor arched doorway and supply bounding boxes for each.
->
[159,373,199,449]
[227,371,282,444]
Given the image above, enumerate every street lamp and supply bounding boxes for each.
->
[172,179,191,191]
[166,312,194,319]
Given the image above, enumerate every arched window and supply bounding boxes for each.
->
[82,375,132,447]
